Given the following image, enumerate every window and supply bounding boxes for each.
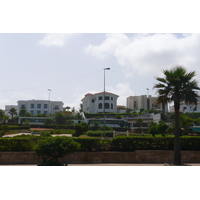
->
[30,111,34,115]
[105,96,109,100]
[111,97,113,101]
[105,103,109,109]
[31,104,34,109]
[98,103,102,109]
[54,105,59,110]
[44,111,48,116]
[44,104,48,109]
[21,105,26,109]
[111,103,113,109]
[37,110,41,114]
[92,99,94,103]
[37,104,41,109]
[99,96,102,100]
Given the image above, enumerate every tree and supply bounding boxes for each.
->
[156,121,168,136]
[136,118,144,133]
[45,118,53,125]
[2,115,9,124]
[154,66,200,165]
[19,109,27,117]
[8,107,17,119]
[179,114,194,134]
[54,112,66,124]
[34,136,80,165]
[74,122,89,136]
[0,109,5,121]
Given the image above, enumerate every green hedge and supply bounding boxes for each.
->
[1,136,200,152]
[30,124,75,129]
[86,131,113,137]
[73,138,111,151]
[0,125,30,130]
[0,138,38,151]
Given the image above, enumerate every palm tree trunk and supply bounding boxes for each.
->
[174,102,181,165]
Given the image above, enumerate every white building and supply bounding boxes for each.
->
[5,105,18,117]
[81,91,119,113]
[169,96,200,113]
[126,95,168,113]
[17,100,64,115]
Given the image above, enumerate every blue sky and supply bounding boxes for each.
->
[1,33,200,110]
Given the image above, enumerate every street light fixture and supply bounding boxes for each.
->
[48,89,52,116]
[103,68,110,137]
[146,88,149,115]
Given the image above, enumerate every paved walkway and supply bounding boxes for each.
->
[3,133,72,137]
[1,163,200,166]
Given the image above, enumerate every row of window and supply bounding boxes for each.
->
[31,104,48,109]
[91,96,114,103]
[21,104,60,110]
[30,111,48,115]
[98,103,113,109]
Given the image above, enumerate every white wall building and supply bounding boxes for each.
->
[169,96,200,113]
[126,95,168,113]
[81,92,119,113]
[17,100,64,115]
[5,105,18,118]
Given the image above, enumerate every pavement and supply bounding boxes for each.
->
[1,163,200,166]
[3,133,72,137]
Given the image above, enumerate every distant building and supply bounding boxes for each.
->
[17,100,64,115]
[169,96,200,113]
[81,91,119,113]
[126,95,168,113]
[5,105,18,117]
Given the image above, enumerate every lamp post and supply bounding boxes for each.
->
[103,68,110,137]
[48,89,52,116]
[146,88,149,119]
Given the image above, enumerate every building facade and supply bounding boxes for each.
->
[17,100,64,115]
[169,96,200,113]
[81,92,119,113]
[126,95,168,113]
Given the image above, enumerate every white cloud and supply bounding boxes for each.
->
[38,33,79,47]
[84,33,200,80]
[107,82,134,106]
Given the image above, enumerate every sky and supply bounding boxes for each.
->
[1,33,200,110]
[1,1,200,198]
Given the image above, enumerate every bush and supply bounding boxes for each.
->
[0,138,39,151]
[99,125,113,131]
[73,138,111,151]
[34,136,80,165]
[74,122,89,137]
[148,125,159,137]
[86,130,113,137]
[40,131,52,137]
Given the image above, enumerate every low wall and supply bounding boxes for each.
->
[0,151,200,164]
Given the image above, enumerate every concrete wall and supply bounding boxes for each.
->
[1,151,200,164]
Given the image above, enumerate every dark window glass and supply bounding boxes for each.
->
[98,103,102,109]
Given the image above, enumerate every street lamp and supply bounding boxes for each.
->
[103,68,110,136]
[146,88,149,116]
[48,89,52,116]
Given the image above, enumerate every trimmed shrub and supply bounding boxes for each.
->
[40,131,52,137]
[86,130,113,137]
[0,138,39,151]
[73,138,111,151]
[148,125,159,137]
[74,122,89,137]
[34,136,80,166]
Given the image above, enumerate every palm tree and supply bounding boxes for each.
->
[136,118,144,133]
[8,107,17,119]
[154,66,200,165]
